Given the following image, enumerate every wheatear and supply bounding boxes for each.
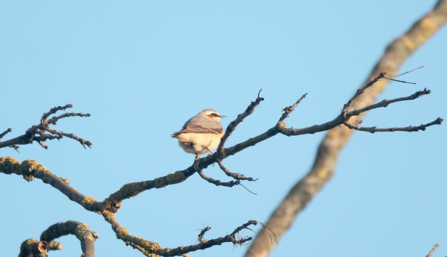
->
[172,109,226,160]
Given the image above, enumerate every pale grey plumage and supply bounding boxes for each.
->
[172,109,225,159]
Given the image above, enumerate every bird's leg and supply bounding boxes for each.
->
[195,154,200,161]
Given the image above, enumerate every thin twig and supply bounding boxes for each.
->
[41,104,73,122]
[217,160,257,181]
[278,93,307,123]
[343,72,385,111]
[197,169,239,187]
[394,66,423,78]
[197,226,211,244]
[346,88,431,118]
[46,127,92,148]
[0,128,12,140]
[343,117,442,133]
[426,244,439,257]
[47,112,91,125]
[216,89,265,155]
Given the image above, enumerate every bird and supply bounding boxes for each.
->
[172,109,226,160]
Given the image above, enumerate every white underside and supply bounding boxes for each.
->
[175,133,223,155]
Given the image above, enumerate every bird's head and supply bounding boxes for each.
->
[201,109,226,122]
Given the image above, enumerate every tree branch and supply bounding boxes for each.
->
[246,1,447,256]
[426,244,439,257]
[197,168,240,187]
[18,220,97,257]
[216,89,264,157]
[0,104,91,150]
[40,221,98,257]
[0,128,12,140]
[344,117,443,133]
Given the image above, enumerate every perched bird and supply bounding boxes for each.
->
[172,109,226,160]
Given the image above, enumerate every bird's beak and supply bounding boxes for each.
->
[219,115,227,118]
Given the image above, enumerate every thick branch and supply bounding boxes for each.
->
[246,1,447,256]
[19,220,97,257]
[0,157,98,210]
[40,220,98,257]
[18,239,49,257]
[94,166,198,212]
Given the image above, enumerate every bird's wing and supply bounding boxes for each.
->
[171,124,223,138]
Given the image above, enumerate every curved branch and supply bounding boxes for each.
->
[18,220,97,257]
[245,1,447,256]
[40,220,98,257]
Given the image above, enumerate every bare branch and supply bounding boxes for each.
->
[343,72,385,111]
[197,169,239,187]
[197,226,211,244]
[346,88,431,118]
[394,65,424,78]
[46,127,92,149]
[426,244,439,257]
[0,104,91,150]
[47,112,91,125]
[149,220,264,256]
[40,221,98,257]
[246,0,447,255]
[278,93,307,124]
[344,117,442,133]
[18,239,48,257]
[0,128,12,140]
[0,157,99,210]
[19,220,97,257]
[217,160,257,182]
[216,89,264,156]
[41,104,72,121]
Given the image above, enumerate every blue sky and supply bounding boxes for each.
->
[1,1,446,256]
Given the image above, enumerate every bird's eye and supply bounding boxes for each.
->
[210,113,218,117]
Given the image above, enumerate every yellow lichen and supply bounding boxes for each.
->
[26,238,39,244]
[81,196,98,207]
[103,210,117,222]
[59,177,70,184]
[21,159,51,176]
[277,121,287,128]
[317,168,328,179]
[117,227,130,238]
[402,36,416,51]
[0,156,20,174]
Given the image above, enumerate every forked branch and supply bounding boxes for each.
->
[2,71,443,257]
[0,104,91,150]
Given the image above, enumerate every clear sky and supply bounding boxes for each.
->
[1,1,446,257]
